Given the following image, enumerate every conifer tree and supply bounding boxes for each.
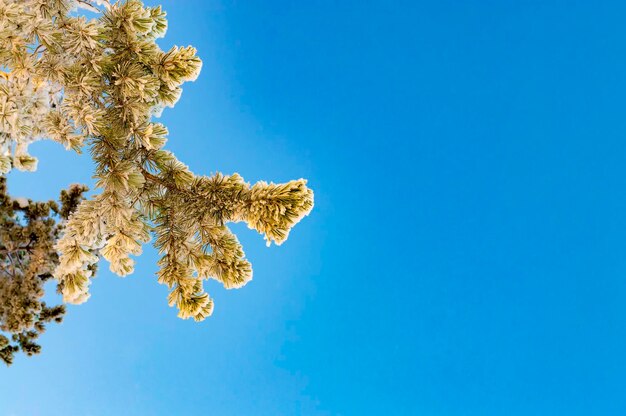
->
[0,178,91,365]
[0,0,313,324]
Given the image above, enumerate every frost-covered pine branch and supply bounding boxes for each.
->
[0,0,314,322]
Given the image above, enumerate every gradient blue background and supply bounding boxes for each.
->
[3,0,626,414]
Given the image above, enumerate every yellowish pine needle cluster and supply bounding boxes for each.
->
[0,0,314,321]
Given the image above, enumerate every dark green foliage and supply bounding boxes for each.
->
[0,178,89,365]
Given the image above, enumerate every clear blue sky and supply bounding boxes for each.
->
[3,0,626,414]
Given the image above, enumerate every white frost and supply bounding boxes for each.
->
[14,197,29,208]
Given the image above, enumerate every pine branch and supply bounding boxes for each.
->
[0,0,313,327]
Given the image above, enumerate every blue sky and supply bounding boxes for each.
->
[3,0,626,414]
